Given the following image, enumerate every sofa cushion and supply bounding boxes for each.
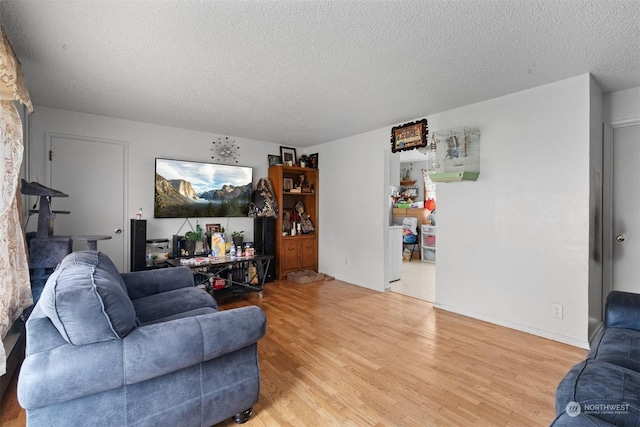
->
[550,412,617,426]
[556,359,640,425]
[588,328,640,373]
[132,287,218,325]
[39,262,137,345]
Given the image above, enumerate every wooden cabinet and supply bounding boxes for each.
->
[392,208,429,225]
[282,236,317,273]
[268,166,319,280]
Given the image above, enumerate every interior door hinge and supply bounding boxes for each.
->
[49,150,52,161]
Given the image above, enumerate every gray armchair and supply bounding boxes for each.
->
[18,251,266,426]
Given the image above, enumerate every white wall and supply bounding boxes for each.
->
[317,74,596,347]
[310,127,390,291]
[27,106,281,266]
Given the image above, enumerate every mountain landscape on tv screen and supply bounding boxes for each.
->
[155,173,251,218]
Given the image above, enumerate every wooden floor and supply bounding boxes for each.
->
[2,279,586,426]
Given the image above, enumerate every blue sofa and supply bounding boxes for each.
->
[552,291,640,426]
[18,251,266,426]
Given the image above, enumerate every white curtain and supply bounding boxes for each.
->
[0,28,33,376]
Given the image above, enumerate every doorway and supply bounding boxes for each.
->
[46,133,128,271]
[390,154,436,302]
[611,123,640,293]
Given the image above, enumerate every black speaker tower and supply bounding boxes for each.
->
[130,219,147,272]
[253,217,276,283]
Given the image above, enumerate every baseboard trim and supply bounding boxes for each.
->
[432,301,590,350]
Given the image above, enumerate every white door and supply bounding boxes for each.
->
[612,124,640,293]
[47,134,128,271]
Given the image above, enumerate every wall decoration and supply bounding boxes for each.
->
[155,158,252,218]
[280,146,297,166]
[390,119,428,153]
[308,153,318,168]
[211,136,240,164]
[427,127,480,182]
[268,154,282,166]
[206,224,221,233]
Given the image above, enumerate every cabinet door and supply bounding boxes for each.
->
[282,240,300,273]
[299,238,317,270]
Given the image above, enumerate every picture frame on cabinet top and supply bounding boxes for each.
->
[268,154,282,166]
[280,146,297,166]
[308,153,318,168]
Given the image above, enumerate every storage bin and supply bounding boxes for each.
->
[403,234,417,244]
[425,235,436,247]
[423,248,436,262]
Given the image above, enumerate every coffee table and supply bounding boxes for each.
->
[166,254,273,298]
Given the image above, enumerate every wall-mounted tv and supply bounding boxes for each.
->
[154,158,253,218]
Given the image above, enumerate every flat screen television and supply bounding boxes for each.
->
[154,158,253,218]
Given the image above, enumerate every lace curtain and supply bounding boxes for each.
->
[0,28,33,376]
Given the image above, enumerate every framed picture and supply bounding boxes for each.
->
[283,178,294,191]
[206,223,221,233]
[390,119,428,153]
[308,153,319,168]
[268,154,282,166]
[280,146,297,166]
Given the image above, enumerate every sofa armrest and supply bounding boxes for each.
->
[18,306,266,409]
[121,266,195,299]
[604,291,640,330]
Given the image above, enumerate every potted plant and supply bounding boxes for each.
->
[184,229,202,254]
[232,230,244,247]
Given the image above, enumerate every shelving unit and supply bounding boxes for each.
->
[268,165,319,280]
[399,180,419,199]
[421,225,436,262]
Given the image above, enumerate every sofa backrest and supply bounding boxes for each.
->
[58,251,128,293]
[38,251,138,345]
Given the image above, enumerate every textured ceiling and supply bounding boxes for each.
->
[1,0,639,148]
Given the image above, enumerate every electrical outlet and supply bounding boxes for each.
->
[345,257,349,265]
[552,303,563,319]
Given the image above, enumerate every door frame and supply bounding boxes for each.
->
[44,132,129,268]
[602,118,640,312]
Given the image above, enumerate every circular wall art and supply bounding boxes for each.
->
[211,136,240,164]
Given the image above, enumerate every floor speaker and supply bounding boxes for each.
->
[254,217,275,282]
[130,219,147,272]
